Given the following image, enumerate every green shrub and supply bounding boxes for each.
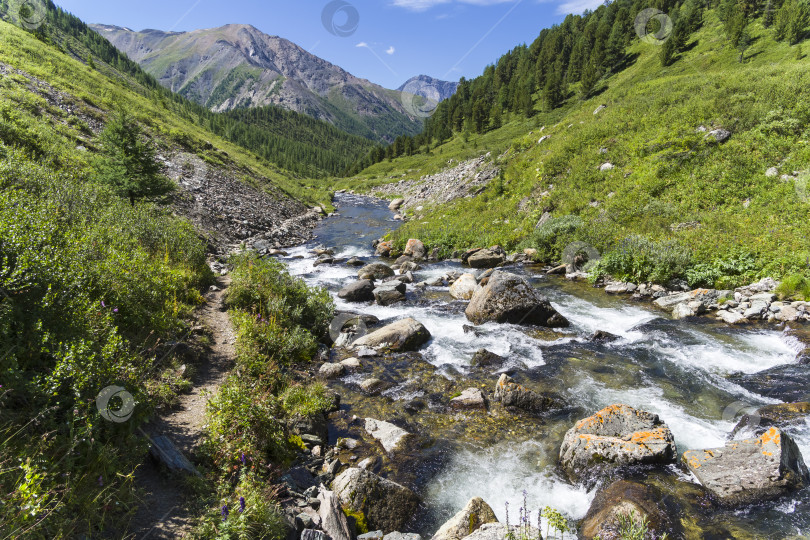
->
[589,235,691,284]
[192,471,288,540]
[517,215,583,262]
[776,273,810,300]
[227,253,334,340]
[204,377,292,469]
[685,252,759,288]
[281,383,335,418]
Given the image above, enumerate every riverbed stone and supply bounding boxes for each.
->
[718,310,747,325]
[459,523,538,540]
[431,497,498,540]
[404,239,426,260]
[450,388,489,411]
[339,280,376,302]
[318,489,353,540]
[352,318,432,351]
[559,404,677,482]
[470,349,505,368]
[682,427,810,506]
[580,480,675,540]
[365,418,412,453]
[332,468,420,533]
[465,271,569,327]
[374,284,407,306]
[319,363,346,379]
[467,248,506,269]
[359,263,395,280]
[340,357,363,371]
[389,198,405,211]
[359,378,393,396]
[449,273,478,300]
[493,374,556,412]
[385,533,422,540]
[376,241,394,257]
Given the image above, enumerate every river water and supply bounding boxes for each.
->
[282,193,810,539]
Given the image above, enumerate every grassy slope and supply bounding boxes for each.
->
[338,13,810,286]
[0,19,334,208]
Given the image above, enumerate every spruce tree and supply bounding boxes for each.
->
[94,111,175,206]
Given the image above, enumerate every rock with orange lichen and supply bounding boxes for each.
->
[682,427,809,506]
[559,404,677,483]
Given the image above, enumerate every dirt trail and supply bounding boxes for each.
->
[126,275,235,539]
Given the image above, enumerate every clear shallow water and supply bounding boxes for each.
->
[283,194,809,537]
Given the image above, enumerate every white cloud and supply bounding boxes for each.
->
[356,42,369,48]
[386,46,396,55]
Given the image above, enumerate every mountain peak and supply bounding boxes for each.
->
[398,75,459,103]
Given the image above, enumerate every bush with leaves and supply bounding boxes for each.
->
[589,235,691,284]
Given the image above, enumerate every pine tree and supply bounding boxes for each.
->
[543,63,564,110]
[580,52,601,99]
[764,0,775,27]
[737,27,753,61]
[660,34,677,66]
[94,111,175,206]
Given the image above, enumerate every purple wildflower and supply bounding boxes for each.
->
[221,505,229,521]
[98,475,103,486]
[240,452,246,465]
[101,300,106,308]
[113,308,118,313]
[239,497,246,513]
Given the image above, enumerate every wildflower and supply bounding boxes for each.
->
[101,300,106,308]
[221,504,229,521]
[239,497,246,513]
[240,452,246,465]
[113,308,118,313]
[98,475,103,486]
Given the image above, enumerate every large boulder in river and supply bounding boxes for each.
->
[467,248,506,269]
[449,273,478,300]
[580,480,676,540]
[431,497,498,540]
[559,404,677,483]
[352,318,431,351]
[465,271,569,327]
[332,468,420,533]
[493,374,556,412]
[682,427,809,506]
[359,263,395,280]
[339,280,376,302]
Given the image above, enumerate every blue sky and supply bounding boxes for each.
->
[55,0,603,90]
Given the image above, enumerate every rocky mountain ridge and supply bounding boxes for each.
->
[90,23,423,143]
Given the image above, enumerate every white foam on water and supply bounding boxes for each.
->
[652,327,800,375]
[423,441,595,527]
[552,295,657,340]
